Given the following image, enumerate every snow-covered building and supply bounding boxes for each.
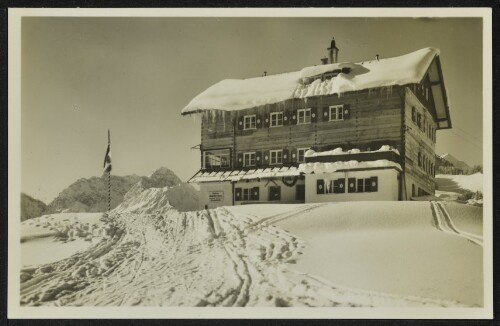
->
[182,39,452,208]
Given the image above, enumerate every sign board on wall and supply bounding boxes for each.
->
[208,191,224,202]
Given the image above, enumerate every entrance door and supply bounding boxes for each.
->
[295,184,305,201]
[269,186,281,201]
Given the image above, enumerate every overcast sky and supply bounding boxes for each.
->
[21,16,483,203]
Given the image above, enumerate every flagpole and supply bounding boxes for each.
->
[108,129,111,216]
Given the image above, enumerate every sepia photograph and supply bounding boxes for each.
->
[8,8,492,319]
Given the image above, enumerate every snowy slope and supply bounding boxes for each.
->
[20,199,482,307]
[436,173,483,193]
[182,48,439,113]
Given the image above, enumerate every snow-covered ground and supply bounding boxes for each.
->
[19,188,483,307]
[436,173,483,193]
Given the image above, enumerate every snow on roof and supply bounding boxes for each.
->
[189,166,300,183]
[182,47,440,114]
[305,145,400,158]
[299,160,402,175]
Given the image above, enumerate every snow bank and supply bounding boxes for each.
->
[436,173,483,193]
[298,159,402,174]
[305,145,399,158]
[21,213,106,267]
[275,202,483,307]
[182,48,439,114]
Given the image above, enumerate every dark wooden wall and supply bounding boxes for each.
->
[404,86,437,196]
[201,86,404,170]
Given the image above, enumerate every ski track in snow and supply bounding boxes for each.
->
[431,201,483,246]
[20,202,470,308]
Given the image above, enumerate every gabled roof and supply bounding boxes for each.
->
[181,47,451,129]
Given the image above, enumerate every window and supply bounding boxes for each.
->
[242,188,251,201]
[243,152,256,167]
[236,187,259,201]
[418,152,421,168]
[417,113,422,128]
[412,107,416,123]
[243,115,256,130]
[412,184,416,197]
[270,150,283,165]
[357,179,364,193]
[297,108,311,124]
[425,88,429,101]
[329,105,344,121]
[270,112,283,127]
[203,149,230,169]
[297,148,310,163]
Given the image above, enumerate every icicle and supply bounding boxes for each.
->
[222,111,226,131]
[325,179,330,193]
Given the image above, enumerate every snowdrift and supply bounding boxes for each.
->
[20,193,482,307]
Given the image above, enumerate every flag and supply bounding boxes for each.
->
[103,144,112,173]
[103,130,112,173]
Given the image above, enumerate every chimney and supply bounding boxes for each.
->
[327,37,339,64]
[375,54,379,61]
[320,57,328,65]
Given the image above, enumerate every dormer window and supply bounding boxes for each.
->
[297,108,311,124]
[243,115,256,130]
[329,105,344,121]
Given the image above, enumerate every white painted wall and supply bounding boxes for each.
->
[198,182,233,209]
[304,169,400,202]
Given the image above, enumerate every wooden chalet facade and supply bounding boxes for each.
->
[182,40,452,208]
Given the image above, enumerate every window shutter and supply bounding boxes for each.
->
[234,188,242,201]
[316,179,325,194]
[282,148,289,164]
[364,178,372,192]
[370,177,378,192]
[251,187,260,200]
[256,114,263,128]
[290,147,297,163]
[343,104,351,119]
[338,178,346,193]
[236,153,243,168]
[348,178,356,193]
[283,111,290,126]
[412,107,416,122]
[255,151,262,167]
[291,109,298,125]
[263,150,270,165]
[237,116,244,130]
[264,114,270,128]
[322,106,330,122]
[311,107,318,123]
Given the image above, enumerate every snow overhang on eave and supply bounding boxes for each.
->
[188,166,301,183]
[426,56,452,130]
[181,48,442,116]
